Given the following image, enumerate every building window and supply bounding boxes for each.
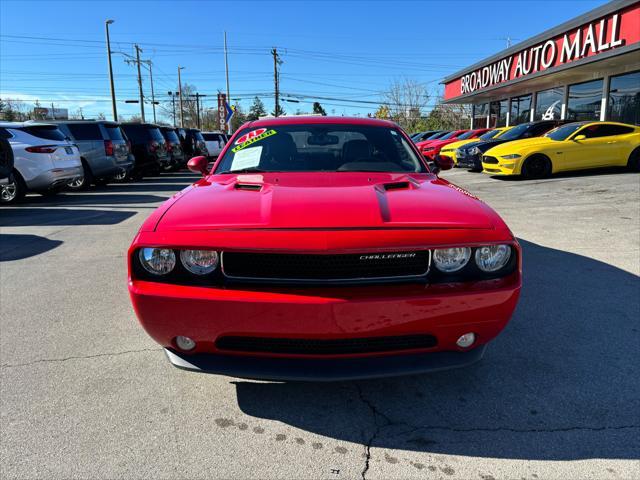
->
[608,71,640,125]
[510,94,532,125]
[489,99,508,127]
[535,87,563,120]
[473,103,488,128]
[567,79,603,121]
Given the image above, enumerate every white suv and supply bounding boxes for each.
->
[201,131,228,158]
[0,122,82,203]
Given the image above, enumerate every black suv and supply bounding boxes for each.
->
[456,120,567,171]
[0,127,15,195]
[182,128,208,158]
[120,123,171,179]
[159,126,185,171]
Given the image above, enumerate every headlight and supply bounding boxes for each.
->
[475,245,511,272]
[500,154,522,159]
[139,248,176,275]
[432,247,471,273]
[422,147,435,152]
[180,250,219,275]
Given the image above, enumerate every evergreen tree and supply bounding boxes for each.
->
[312,102,327,116]
[247,96,267,121]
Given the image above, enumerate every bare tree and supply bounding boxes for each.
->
[382,78,430,132]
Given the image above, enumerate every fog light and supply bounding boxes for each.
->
[456,333,475,348]
[175,336,196,351]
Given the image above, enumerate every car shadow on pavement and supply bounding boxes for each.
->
[0,208,136,227]
[0,234,63,261]
[490,166,635,181]
[233,239,640,461]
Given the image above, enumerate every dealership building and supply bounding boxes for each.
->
[443,0,640,128]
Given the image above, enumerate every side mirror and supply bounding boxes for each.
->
[573,134,586,141]
[433,155,454,173]
[187,156,209,176]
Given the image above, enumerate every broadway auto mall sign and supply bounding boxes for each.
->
[444,2,640,100]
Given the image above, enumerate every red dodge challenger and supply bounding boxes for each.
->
[128,116,521,381]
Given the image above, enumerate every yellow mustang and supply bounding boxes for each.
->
[440,127,512,163]
[482,121,640,178]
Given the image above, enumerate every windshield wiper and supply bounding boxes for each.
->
[217,167,269,174]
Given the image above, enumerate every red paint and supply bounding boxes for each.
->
[444,2,640,100]
[416,129,491,160]
[128,116,521,371]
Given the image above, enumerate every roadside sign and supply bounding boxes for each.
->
[217,93,227,132]
[225,102,234,124]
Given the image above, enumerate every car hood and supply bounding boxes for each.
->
[440,139,476,151]
[154,172,498,231]
[485,137,554,155]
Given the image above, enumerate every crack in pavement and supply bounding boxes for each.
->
[355,383,394,480]
[0,347,162,368]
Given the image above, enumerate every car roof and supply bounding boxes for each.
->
[243,115,398,129]
[0,121,56,128]
[120,122,161,127]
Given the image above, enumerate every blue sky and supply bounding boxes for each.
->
[0,0,608,121]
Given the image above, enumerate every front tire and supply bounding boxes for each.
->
[521,154,552,179]
[0,170,26,204]
[627,148,640,172]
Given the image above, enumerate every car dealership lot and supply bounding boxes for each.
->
[1,169,638,479]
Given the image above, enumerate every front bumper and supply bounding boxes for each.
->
[26,166,82,190]
[456,153,482,170]
[482,162,520,176]
[130,275,520,379]
[165,344,487,381]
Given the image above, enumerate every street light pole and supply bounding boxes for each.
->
[178,66,185,128]
[105,19,117,121]
[134,44,145,122]
[145,61,157,123]
[224,31,231,134]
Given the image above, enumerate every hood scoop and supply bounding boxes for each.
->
[380,179,418,191]
[234,183,263,192]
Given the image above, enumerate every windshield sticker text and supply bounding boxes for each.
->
[232,129,276,153]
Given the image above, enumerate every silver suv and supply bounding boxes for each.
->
[52,120,134,189]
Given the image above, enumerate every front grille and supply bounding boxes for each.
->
[216,334,438,355]
[222,251,430,283]
[483,156,499,164]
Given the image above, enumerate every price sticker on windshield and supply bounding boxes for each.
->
[232,129,276,153]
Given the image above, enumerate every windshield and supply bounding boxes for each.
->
[497,124,530,140]
[148,128,165,142]
[545,123,585,141]
[426,131,446,140]
[19,125,67,141]
[162,129,180,143]
[438,131,461,140]
[214,124,427,174]
[479,129,501,140]
[104,124,125,141]
[192,131,205,142]
[456,130,478,140]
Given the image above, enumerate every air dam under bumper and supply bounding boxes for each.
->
[164,344,487,381]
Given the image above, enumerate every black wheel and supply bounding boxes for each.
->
[1,170,26,204]
[0,138,14,180]
[67,159,93,190]
[627,148,640,172]
[521,155,552,179]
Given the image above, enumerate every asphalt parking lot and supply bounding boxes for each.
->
[1,168,639,479]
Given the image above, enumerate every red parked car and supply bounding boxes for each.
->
[128,116,521,381]
[417,128,491,160]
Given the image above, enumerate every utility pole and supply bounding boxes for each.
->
[224,31,231,134]
[189,93,207,129]
[272,48,281,117]
[178,66,185,128]
[105,19,117,121]
[134,44,145,122]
